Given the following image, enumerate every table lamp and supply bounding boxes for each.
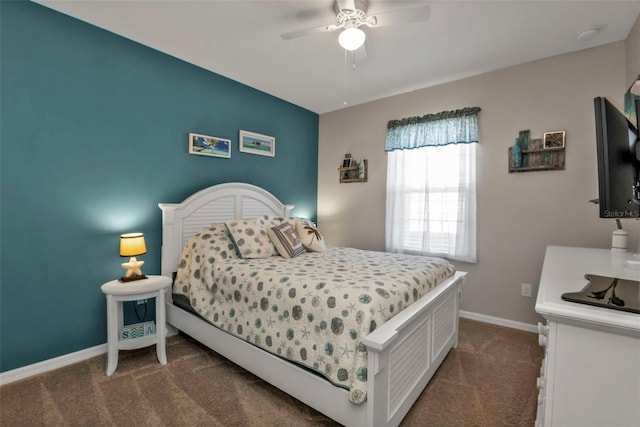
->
[119,232,147,282]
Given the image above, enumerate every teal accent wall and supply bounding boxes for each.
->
[0,1,318,372]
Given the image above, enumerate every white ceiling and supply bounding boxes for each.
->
[38,0,640,114]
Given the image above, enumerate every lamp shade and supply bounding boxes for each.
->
[338,27,366,51]
[120,233,147,257]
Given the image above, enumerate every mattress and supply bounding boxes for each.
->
[173,230,455,404]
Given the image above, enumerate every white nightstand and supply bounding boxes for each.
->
[100,275,172,376]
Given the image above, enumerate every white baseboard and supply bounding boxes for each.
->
[460,310,538,333]
[0,343,107,386]
[0,311,537,386]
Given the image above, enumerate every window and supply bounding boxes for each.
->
[385,108,480,263]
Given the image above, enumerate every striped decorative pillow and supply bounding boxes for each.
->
[267,222,306,258]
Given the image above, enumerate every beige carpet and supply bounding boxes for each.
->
[0,318,543,426]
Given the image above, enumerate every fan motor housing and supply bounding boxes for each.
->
[335,0,368,25]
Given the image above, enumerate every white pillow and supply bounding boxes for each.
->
[225,216,280,258]
[295,218,326,252]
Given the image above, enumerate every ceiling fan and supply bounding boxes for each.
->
[280,0,431,52]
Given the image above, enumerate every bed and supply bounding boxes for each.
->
[159,182,467,427]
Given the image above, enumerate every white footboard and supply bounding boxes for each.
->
[364,271,463,426]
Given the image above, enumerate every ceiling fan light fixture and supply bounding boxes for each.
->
[338,27,365,51]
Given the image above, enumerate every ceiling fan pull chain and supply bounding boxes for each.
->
[343,48,348,106]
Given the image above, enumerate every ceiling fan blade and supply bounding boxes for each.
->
[371,5,430,27]
[280,24,336,40]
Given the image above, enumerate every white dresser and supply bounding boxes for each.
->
[535,246,640,427]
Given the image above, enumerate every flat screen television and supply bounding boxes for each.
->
[594,96,640,218]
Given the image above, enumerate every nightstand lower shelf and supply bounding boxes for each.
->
[117,332,158,351]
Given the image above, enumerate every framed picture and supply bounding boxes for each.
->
[342,153,353,168]
[239,130,275,157]
[543,131,565,149]
[189,133,231,158]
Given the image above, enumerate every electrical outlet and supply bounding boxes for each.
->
[136,299,147,305]
[521,283,533,297]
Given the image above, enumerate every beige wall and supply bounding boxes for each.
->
[318,41,638,326]
[626,14,640,87]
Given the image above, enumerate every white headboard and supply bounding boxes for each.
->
[158,182,294,276]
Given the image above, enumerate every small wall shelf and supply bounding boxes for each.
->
[339,159,368,183]
[508,147,565,173]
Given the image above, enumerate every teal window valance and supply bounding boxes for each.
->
[385,107,481,152]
